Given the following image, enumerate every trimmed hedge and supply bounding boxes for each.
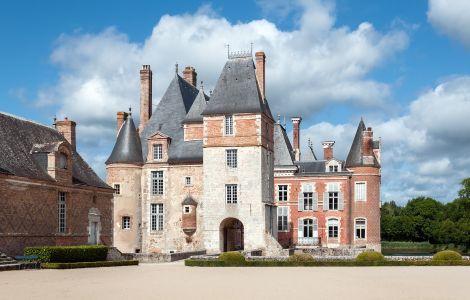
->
[24,245,108,263]
[218,252,245,265]
[356,251,385,262]
[42,260,139,269]
[185,259,470,267]
[287,253,315,264]
[433,250,462,261]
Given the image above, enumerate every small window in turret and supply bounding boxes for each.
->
[59,153,68,169]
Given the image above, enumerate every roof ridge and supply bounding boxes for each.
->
[0,111,57,133]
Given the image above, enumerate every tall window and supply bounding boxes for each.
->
[278,185,288,202]
[355,218,366,239]
[122,216,131,229]
[226,149,237,168]
[151,171,164,195]
[355,182,366,201]
[150,203,164,231]
[225,184,238,204]
[225,115,233,135]
[58,192,66,233]
[303,192,313,210]
[113,184,121,195]
[277,206,288,231]
[328,192,338,210]
[328,218,339,238]
[153,144,163,160]
[303,219,314,238]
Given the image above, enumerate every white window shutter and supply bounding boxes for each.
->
[298,192,304,211]
[323,192,328,211]
[338,192,344,210]
[313,192,318,211]
[298,218,303,239]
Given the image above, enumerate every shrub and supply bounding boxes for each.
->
[356,251,385,262]
[42,260,138,269]
[432,250,462,261]
[287,253,315,264]
[24,245,108,263]
[218,252,245,265]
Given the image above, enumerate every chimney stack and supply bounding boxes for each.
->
[255,51,266,101]
[292,117,302,161]
[116,111,129,134]
[183,66,197,87]
[322,141,335,160]
[362,127,374,156]
[140,65,152,132]
[56,117,77,151]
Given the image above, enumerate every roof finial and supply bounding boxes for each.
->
[225,44,230,58]
[250,42,253,56]
[200,80,204,91]
[283,115,286,127]
[277,114,280,124]
[175,62,178,74]
[308,138,312,147]
[53,115,57,128]
[128,106,132,116]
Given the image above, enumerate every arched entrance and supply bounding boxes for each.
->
[220,218,244,252]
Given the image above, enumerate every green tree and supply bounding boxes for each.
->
[458,178,470,199]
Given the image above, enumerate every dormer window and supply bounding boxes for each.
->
[326,160,341,172]
[329,165,338,172]
[153,144,163,160]
[59,153,68,169]
[225,115,233,136]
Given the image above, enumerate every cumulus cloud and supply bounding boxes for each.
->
[428,0,470,48]
[301,76,470,203]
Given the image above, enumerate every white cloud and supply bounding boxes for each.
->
[428,0,470,48]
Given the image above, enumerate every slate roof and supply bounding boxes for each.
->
[0,112,110,189]
[183,88,209,123]
[273,123,295,166]
[106,115,143,165]
[296,161,326,174]
[182,195,198,206]
[301,145,317,162]
[345,119,380,168]
[202,57,273,119]
[140,74,202,163]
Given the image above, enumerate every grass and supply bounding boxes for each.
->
[382,241,469,255]
[41,260,139,269]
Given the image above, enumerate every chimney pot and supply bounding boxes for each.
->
[139,64,153,132]
[322,141,335,160]
[255,51,266,101]
[56,118,77,151]
[183,66,197,87]
[291,117,302,161]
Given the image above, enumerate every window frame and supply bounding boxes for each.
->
[225,115,234,136]
[328,191,339,210]
[277,185,288,202]
[225,184,238,204]
[277,206,289,231]
[151,171,164,195]
[153,143,163,160]
[58,192,66,233]
[150,203,164,231]
[303,192,313,210]
[113,183,121,195]
[184,176,192,187]
[226,149,238,168]
[355,218,367,240]
[327,218,339,239]
[354,181,367,202]
[122,216,131,230]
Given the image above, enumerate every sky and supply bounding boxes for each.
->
[1,0,469,204]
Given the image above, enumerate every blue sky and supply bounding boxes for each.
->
[1,0,469,204]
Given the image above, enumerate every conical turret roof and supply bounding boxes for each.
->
[106,115,143,165]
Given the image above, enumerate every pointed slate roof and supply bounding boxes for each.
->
[0,112,109,189]
[140,74,201,163]
[202,57,272,119]
[345,119,380,168]
[301,145,317,162]
[273,123,295,166]
[183,88,209,123]
[106,115,143,165]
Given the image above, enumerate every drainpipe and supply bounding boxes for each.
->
[348,175,353,247]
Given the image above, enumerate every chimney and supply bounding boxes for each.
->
[56,117,77,151]
[362,127,374,156]
[139,65,152,132]
[183,66,197,87]
[255,51,266,101]
[292,117,302,161]
[322,141,335,160]
[116,111,129,134]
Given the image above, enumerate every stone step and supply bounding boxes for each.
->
[0,260,18,265]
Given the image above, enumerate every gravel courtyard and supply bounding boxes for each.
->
[1,261,469,300]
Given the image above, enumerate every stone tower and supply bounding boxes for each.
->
[201,53,281,254]
[105,111,143,253]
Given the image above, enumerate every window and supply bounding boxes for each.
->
[355,182,366,201]
[122,216,131,229]
[225,115,233,135]
[153,144,163,160]
[277,206,288,231]
[150,203,164,231]
[278,185,288,201]
[185,176,192,186]
[329,165,338,172]
[303,219,314,238]
[355,218,366,239]
[59,153,67,169]
[58,192,66,233]
[328,219,339,238]
[114,184,121,195]
[328,192,339,210]
[151,171,164,195]
[225,184,238,204]
[303,192,313,210]
[226,149,237,168]
[184,206,191,214]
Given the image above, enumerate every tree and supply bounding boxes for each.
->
[458,178,470,199]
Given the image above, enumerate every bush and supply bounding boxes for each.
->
[24,245,108,263]
[356,251,385,262]
[42,260,138,269]
[218,252,245,265]
[287,253,315,264]
[432,250,462,261]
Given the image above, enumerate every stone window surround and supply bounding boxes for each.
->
[354,217,367,240]
[184,176,192,187]
[354,181,367,202]
[276,184,289,202]
[113,183,121,195]
[224,115,234,136]
[277,206,289,231]
[150,203,164,232]
[326,217,341,240]
[122,216,131,230]
[58,191,66,233]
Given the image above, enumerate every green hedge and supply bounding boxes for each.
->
[218,252,245,265]
[42,260,139,269]
[185,259,470,267]
[433,250,462,261]
[356,251,385,262]
[287,253,315,264]
[24,245,108,263]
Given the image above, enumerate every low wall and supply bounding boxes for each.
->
[129,250,207,263]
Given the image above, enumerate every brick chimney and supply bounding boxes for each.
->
[255,51,266,101]
[183,66,197,87]
[116,111,128,134]
[322,141,335,160]
[139,64,152,132]
[56,117,76,151]
[292,117,301,161]
[362,127,374,156]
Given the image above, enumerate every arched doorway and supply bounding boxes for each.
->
[220,218,244,252]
